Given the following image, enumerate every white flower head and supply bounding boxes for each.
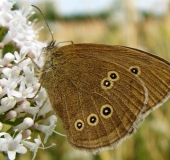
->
[0,0,58,159]
[0,96,16,114]
[34,115,57,144]
[0,132,27,160]
[22,135,42,160]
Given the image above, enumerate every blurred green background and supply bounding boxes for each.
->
[8,0,170,160]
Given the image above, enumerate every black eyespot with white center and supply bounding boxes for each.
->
[108,71,119,82]
[87,114,99,126]
[103,80,111,87]
[90,116,96,123]
[77,122,82,129]
[110,73,117,79]
[129,66,141,76]
[100,104,113,118]
[131,68,138,74]
[75,119,84,131]
[101,78,113,90]
[103,107,111,116]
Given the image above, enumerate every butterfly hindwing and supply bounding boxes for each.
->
[41,43,170,152]
[42,44,152,152]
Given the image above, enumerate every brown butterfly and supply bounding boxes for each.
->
[40,42,170,153]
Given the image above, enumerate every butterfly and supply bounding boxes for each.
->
[40,42,170,153]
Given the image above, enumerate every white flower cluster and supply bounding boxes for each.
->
[0,0,57,160]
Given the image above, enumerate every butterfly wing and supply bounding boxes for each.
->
[42,43,170,152]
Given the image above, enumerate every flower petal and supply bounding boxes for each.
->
[7,151,16,160]
[16,145,27,154]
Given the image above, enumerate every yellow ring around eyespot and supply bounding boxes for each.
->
[101,78,113,90]
[74,119,84,131]
[100,104,113,119]
[107,71,120,82]
[129,66,141,76]
[87,113,99,126]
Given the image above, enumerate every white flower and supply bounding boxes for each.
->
[19,77,37,99]
[0,52,15,66]
[35,115,57,143]
[0,0,58,159]
[0,0,14,12]
[5,110,17,120]
[37,100,53,117]
[0,0,14,26]
[0,96,16,114]
[14,100,30,113]
[0,132,27,160]
[13,50,27,64]
[0,73,22,98]
[22,105,39,120]
[13,117,34,131]
[22,136,42,160]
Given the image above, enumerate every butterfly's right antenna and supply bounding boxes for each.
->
[31,5,54,42]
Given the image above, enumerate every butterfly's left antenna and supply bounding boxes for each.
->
[31,5,54,42]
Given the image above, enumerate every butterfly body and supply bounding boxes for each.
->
[41,43,170,152]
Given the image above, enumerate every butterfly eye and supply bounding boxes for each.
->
[108,71,119,81]
[75,119,84,131]
[100,104,113,118]
[101,78,113,90]
[87,114,99,126]
[129,66,141,75]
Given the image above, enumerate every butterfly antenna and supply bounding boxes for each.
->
[31,5,54,42]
